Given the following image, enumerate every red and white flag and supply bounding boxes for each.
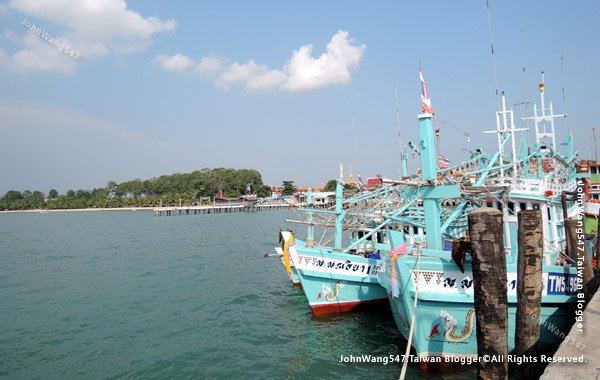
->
[438,153,450,169]
[420,67,434,115]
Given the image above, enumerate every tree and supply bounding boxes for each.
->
[324,179,337,192]
[32,191,45,201]
[3,190,23,200]
[106,181,117,196]
[66,190,75,197]
[48,189,58,199]
[281,181,296,196]
[75,189,91,199]
[22,190,32,198]
[256,185,271,198]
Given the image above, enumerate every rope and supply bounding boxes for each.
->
[399,249,422,380]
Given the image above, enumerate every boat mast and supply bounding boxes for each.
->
[351,114,360,177]
[486,0,500,110]
[483,92,526,182]
[523,72,566,153]
[395,88,408,177]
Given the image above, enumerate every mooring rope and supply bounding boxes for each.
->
[399,248,422,380]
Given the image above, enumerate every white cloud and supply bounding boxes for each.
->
[156,30,366,93]
[193,55,226,76]
[1,0,175,75]
[215,60,286,91]
[154,53,193,72]
[282,30,365,92]
[9,32,77,75]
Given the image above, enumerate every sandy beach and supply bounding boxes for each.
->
[0,207,155,214]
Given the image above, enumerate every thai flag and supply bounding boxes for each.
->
[438,153,450,169]
[420,67,434,115]
[357,172,364,187]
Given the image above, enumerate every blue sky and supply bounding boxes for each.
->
[0,0,598,194]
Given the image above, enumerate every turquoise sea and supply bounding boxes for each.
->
[0,210,475,379]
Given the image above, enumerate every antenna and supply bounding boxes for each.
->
[560,55,569,147]
[394,87,407,176]
[351,114,360,175]
[486,0,500,110]
[521,29,529,129]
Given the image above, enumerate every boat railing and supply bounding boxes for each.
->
[512,177,577,195]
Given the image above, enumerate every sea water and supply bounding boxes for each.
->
[0,210,474,379]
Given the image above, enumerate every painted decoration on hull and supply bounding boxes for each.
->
[317,282,346,301]
[294,252,382,278]
[410,269,578,296]
[427,308,476,344]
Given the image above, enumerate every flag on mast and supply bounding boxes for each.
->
[357,172,364,187]
[420,67,434,115]
[438,153,450,169]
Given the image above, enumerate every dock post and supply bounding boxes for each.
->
[468,207,508,380]
[515,209,543,380]
[565,218,594,285]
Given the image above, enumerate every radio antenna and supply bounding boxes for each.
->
[486,0,500,110]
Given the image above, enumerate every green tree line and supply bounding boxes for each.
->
[1,168,273,211]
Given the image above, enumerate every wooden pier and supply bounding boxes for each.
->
[153,203,294,216]
[540,278,600,379]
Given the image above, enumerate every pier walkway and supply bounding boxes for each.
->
[153,204,294,216]
[540,281,600,379]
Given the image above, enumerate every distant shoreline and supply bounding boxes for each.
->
[0,207,155,214]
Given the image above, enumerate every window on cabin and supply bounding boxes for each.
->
[497,201,503,212]
[508,202,515,215]
[533,203,540,210]
[592,167,598,174]
[547,207,552,220]
[413,226,418,235]
[403,225,410,234]
[486,201,493,207]
[519,202,527,211]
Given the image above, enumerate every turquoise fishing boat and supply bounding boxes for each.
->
[275,230,301,285]
[376,72,585,361]
[282,181,393,316]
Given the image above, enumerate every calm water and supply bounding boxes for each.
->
[0,210,475,379]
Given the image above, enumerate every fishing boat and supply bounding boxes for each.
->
[375,72,585,361]
[280,179,404,316]
[275,230,301,285]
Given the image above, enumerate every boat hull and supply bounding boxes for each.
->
[380,253,577,359]
[274,247,300,285]
[289,242,388,316]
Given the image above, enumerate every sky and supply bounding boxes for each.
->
[0,0,599,194]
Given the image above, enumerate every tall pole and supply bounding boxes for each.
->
[593,128,598,162]
[418,112,442,250]
[307,188,314,245]
[395,88,407,177]
[352,114,360,175]
[334,178,344,249]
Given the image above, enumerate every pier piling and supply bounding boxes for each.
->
[515,209,543,380]
[468,207,508,380]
